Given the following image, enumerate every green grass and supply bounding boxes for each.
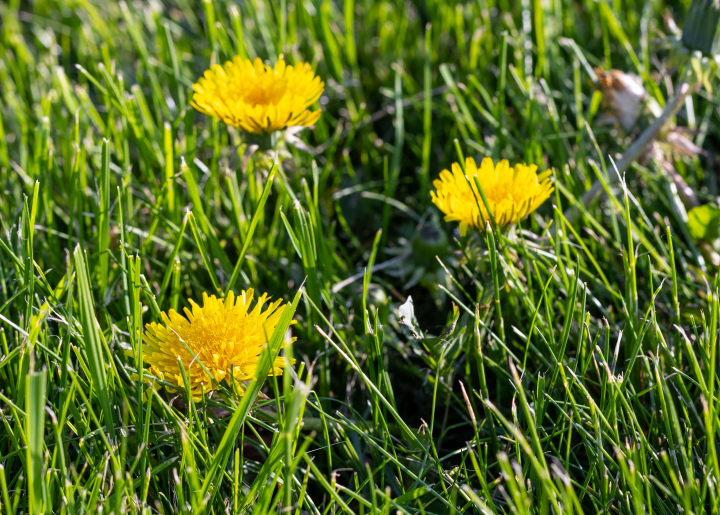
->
[2,0,720,513]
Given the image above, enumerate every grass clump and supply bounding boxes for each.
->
[1,0,719,513]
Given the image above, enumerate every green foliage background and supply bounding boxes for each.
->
[1,0,720,513]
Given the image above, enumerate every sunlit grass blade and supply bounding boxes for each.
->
[73,245,116,442]
[199,284,303,503]
[226,163,278,295]
[26,368,46,515]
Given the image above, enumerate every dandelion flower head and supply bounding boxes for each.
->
[191,56,324,134]
[431,157,553,235]
[142,289,294,397]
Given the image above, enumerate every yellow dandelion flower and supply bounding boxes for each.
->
[191,56,324,134]
[142,289,295,398]
[431,157,553,236]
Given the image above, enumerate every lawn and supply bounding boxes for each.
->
[1,0,719,513]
